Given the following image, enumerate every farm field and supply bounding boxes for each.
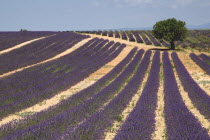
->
[0,31,210,140]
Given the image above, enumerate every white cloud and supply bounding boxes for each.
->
[112,0,210,8]
[176,0,194,6]
[114,0,156,7]
[124,0,154,5]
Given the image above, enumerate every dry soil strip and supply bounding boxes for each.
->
[138,34,146,44]
[152,52,167,140]
[104,52,153,140]
[170,54,210,136]
[131,33,137,43]
[0,45,132,127]
[0,38,92,78]
[0,35,55,55]
[145,34,154,46]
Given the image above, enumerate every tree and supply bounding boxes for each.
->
[152,18,187,50]
[20,29,28,31]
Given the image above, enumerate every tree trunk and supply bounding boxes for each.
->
[170,41,175,50]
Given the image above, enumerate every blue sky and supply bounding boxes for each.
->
[0,0,210,31]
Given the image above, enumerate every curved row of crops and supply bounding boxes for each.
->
[0,32,89,75]
[0,31,56,51]
[190,53,210,76]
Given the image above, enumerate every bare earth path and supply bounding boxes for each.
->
[0,35,55,55]
[152,52,167,140]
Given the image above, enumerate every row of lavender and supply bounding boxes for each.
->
[0,32,89,75]
[0,31,56,51]
[0,38,125,120]
[77,30,170,47]
[1,50,209,139]
[190,53,210,75]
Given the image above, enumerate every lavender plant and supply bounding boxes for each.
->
[0,31,56,51]
[133,31,144,43]
[199,53,210,62]
[190,53,210,75]
[139,31,152,45]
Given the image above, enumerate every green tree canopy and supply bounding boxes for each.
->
[20,29,28,31]
[152,18,187,50]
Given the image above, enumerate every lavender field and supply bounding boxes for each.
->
[0,31,209,140]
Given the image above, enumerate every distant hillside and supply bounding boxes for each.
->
[114,27,152,31]
[108,23,210,31]
[187,23,210,30]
